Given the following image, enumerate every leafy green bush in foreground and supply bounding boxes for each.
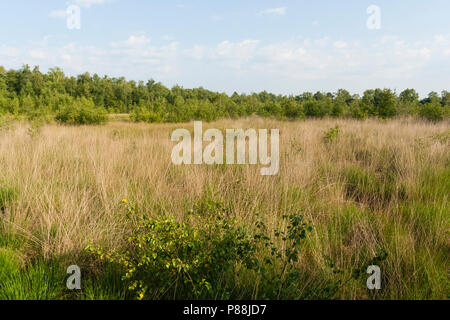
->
[87,199,313,300]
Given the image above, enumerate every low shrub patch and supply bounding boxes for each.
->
[56,98,107,125]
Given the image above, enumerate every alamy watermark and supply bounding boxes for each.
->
[171,121,280,176]
[367,265,381,290]
[67,5,81,30]
[367,5,381,30]
[66,265,81,290]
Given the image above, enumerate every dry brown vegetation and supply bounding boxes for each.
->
[0,117,448,299]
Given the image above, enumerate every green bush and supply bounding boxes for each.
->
[351,104,369,119]
[87,199,313,300]
[283,99,304,119]
[0,114,16,131]
[304,100,323,118]
[56,98,107,125]
[130,108,163,123]
[252,212,312,299]
[373,89,398,118]
[323,126,340,143]
[88,200,255,299]
[419,103,444,122]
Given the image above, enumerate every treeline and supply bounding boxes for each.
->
[0,65,449,124]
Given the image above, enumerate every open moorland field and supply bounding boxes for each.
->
[0,117,448,300]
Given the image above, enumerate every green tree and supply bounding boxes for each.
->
[399,89,419,104]
[373,89,397,118]
[441,90,450,107]
[419,103,443,122]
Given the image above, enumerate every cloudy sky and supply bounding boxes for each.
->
[0,0,449,96]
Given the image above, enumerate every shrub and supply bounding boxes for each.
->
[283,100,304,119]
[323,126,340,143]
[56,98,107,125]
[331,103,344,117]
[0,114,15,131]
[87,199,313,300]
[419,103,444,122]
[373,89,397,119]
[88,200,256,299]
[303,100,323,118]
[130,108,163,123]
[351,104,369,119]
[252,212,312,299]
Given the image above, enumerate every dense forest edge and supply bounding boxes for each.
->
[0,65,449,125]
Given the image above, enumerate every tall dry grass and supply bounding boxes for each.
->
[0,117,448,299]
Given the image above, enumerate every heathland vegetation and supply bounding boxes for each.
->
[1,65,449,124]
[0,65,448,300]
[0,118,448,300]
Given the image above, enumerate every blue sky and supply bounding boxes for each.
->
[0,0,449,96]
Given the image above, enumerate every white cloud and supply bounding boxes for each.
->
[419,47,432,59]
[258,7,287,16]
[162,35,175,42]
[214,40,260,69]
[177,35,450,88]
[49,0,110,19]
[183,45,207,60]
[434,35,447,44]
[216,40,259,58]
[49,10,68,19]
[113,34,151,48]
[333,41,348,49]
[5,33,450,96]
[30,49,46,59]
[73,0,108,8]
[0,45,20,58]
